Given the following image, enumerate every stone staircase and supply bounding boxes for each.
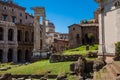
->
[93,61,120,80]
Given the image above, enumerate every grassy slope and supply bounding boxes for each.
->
[63,44,98,56]
[0,60,73,75]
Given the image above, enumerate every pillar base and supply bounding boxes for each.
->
[31,49,41,62]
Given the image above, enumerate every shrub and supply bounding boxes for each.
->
[88,33,94,40]
[115,42,120,56]
[86,52,98,58]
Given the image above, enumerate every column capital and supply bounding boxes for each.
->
[31,7,46,17]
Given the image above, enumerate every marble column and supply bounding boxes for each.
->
[31,7,46,56]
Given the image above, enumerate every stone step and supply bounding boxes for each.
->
[113,62,120,72]
[106,64,116,77]
[100,67,113,80]
[100,72,106,80]
[106,67,115,80]
[110,63,120,76]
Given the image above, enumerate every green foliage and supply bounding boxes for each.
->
[115,42,120,56]
[0,60,72,75]
[63,44,98,56]
[88,33,94,40]
[81,20,88,24]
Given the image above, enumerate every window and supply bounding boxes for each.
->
[25,31,29,42]
[20,19,22,24]
[3,15,7,21]
[0,28,3,40]
[20,13,22,17]
[12,8,14,12]
[17,30,22,41]
[26,15,27,19]
[3,6,7,10]
[73,28,75,30]
[76,34,80,38]
[11,16,16,23]
[8,29,14,41]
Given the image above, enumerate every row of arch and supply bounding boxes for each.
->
[0,28,14,41]
[0,49,31,63]
[0,27,34,42]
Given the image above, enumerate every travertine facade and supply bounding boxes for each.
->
[0,0,45,62]
[96,0,120,55]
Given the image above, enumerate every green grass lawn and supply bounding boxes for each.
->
[63,44,98,56]
[0,60,73,75]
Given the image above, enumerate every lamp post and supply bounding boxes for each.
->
[95,0,106,61]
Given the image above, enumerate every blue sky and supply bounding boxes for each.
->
[14,0,98,33]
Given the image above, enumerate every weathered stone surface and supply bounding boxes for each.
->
[0,73,12,80]
[57,74,67,80]
[93,58,106,72]
[86,51,98,58]
[40,77,47,80]
[50,54,82,63]
[0,67,8,71]
[74,57,86,77]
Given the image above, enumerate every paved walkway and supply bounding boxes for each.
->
[105,56,114,64]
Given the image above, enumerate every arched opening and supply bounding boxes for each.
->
[0,28,4,41]
[8,49,13,62]
[8,29,14,41]
[17,30,22,41]
[0,49,3,62]
[40,39,42,49]
[25,50,30,62]
[76,34,80,44]
[25,31,29,42]
[85,33,95,44]
[17,49,22,62]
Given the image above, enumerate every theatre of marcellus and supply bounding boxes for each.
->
[0,0,46,63]
[0,0,120,63]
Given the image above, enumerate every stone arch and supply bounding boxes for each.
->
[25,31,29,42]
[8,49,13,62]
[17,49,22,62]
[17,30,22,41]
[8,29,14,41]
[84,33,95,44]
[25,50,30,62]
[0,27,4,40]
[0,49,3,62]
